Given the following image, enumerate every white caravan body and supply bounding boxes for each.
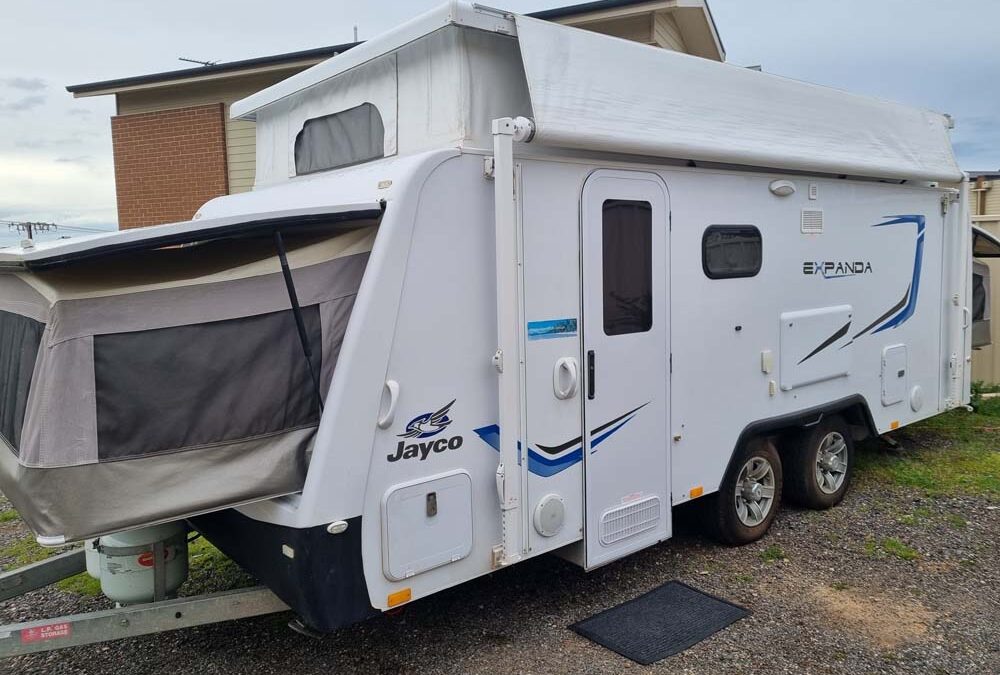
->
[0,3,979,632]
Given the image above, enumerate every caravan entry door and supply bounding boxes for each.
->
[581,170,670,569]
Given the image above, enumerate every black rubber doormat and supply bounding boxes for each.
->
[570,580,749,665]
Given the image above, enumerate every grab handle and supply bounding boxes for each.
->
[962,306,971,329]
[553,357,579,400]
[377,380,400,429]
[587,350,596,400]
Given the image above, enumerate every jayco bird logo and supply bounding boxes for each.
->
[398,400,455,439]
[388,399,463,463]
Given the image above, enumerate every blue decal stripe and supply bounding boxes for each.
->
[853,215,925,338]
[474,424,501,452]
[874,228,924,333]
[473,405,644,477]
[528,448,584,477]
[589,413,639,452]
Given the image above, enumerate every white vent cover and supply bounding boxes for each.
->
[801,209,824,234]
[599,496,661,546]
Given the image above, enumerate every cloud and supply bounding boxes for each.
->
[67,108,92,117]
[54,155,94,165]
[13,130,102,150]
[13,139,48,150]
[2,77,46,92]
[0,151,116,229]
[0,94,46,113]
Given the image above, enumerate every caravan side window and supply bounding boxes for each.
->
[702,225,762,279]
[294,103,385,175]
[603,199,653,336]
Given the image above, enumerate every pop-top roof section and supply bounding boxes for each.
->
[234,1,962,183]
[231,3,515,121]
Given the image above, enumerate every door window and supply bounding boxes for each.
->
[602,199,653,336]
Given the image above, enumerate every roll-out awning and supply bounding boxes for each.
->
[513,14,963,183]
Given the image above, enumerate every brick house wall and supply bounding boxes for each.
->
[110,103,229,229]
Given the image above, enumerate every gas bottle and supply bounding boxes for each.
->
[84,538,101,579]
[97,522,189,605]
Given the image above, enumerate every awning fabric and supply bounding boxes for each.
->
[514,15,963,183]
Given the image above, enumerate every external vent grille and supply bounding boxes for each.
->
[599,496,661,546]
[801,209,824,234]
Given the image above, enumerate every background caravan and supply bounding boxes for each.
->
[0,2,984,648]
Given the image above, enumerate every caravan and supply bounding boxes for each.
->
[0,2,995,639]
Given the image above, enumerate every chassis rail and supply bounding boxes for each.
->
[0,547,289,659]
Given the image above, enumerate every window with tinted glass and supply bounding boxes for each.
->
[702,225,762,279]
[603,199,653,335]
[294,103,384,176]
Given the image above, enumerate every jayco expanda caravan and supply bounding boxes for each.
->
[1,2,996,647]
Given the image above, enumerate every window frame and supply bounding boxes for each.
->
[701,224,763,280]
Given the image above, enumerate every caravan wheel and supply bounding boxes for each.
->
[783,416,853,509]
[708,438,783,545]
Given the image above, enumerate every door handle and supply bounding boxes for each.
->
[377,380,400,429]
[587,350,596,400]
[962,306,971,329]
[553,357,579,400]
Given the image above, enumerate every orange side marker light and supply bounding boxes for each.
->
[387,588,412,608]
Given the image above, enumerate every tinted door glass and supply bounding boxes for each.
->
[603,199,652,335]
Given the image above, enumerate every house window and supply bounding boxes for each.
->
[603,199,653,335]
[294,103,385,175]
[702,225,762,279]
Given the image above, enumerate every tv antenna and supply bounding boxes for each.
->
[178,57,219,67]
[3,220,58,242]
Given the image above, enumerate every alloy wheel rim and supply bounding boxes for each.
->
[815,431,848,494]
[734,456,776,527]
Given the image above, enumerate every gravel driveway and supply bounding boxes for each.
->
[2,436,998,675]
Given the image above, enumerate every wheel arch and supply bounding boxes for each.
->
[720,394,876,488]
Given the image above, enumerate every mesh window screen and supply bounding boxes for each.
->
[94,306,322,460]
[0,310,44,453]
[602,199,653,336]
[294,103,385,176]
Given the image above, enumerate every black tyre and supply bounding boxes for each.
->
[708,438,783,545]
[783,415,853,509]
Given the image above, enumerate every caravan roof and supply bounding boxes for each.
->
[235,2,963,184]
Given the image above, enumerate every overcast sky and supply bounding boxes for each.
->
[1,0,997,245]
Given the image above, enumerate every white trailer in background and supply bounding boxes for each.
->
[1,2,995,654]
